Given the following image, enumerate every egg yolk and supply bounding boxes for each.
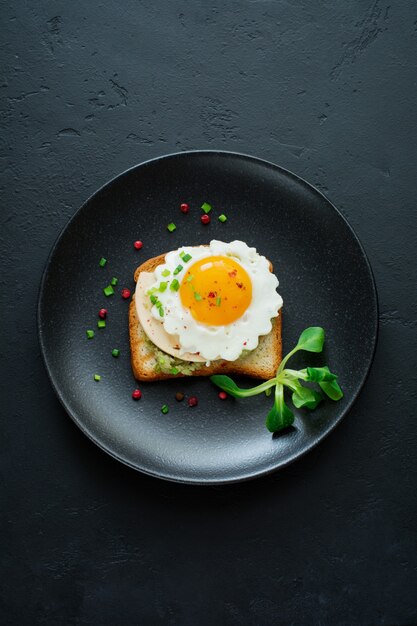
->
[180,256,252,326]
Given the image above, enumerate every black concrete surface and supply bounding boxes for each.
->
[1,1,417,624]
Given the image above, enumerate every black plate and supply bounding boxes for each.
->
[38,151,378,484]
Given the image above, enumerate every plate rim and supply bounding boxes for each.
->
[37,149,379,485]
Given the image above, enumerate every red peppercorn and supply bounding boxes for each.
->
[218,391,228,400]
[132,389,142,400]
[134,240,143,250]
[201,214,210,225]
[98,308,107,319]
[121,288,131,299]
[188,396,198,407]
[180,203,189,214]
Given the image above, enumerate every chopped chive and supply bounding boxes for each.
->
[179,250,185,259]
[187,274,194,282]
[158,306,164,317]
[218,214,227,223]
[167,222,176,232]
[161,404,169,414]
[103,285,114,297]
[216,296,221,306]
[170,367,179,375]
[94,374,101,382]
[201,202,212,214]
[182,253,192,263]
[110,277,118,286]
[150,294,158,305]
[161,269,170,277]
[158,356,166,365]
[86,330,95,339]
[97,319,106,328]
[170,278,180,291]
[159,281,168,292]
[173,264,183,275]
[112,349,120,357]
[147,287,157,295]
[194,292,202,301]
[99,257,107,267]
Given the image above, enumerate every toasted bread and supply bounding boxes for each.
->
[129,252,282,381]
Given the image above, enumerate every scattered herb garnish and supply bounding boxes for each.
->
[110,277,118,286]
[173,264,183,275]
[150,294,158,305]
[103,285,114,297]
[158,281,168,292]
[170,279,180,291]
[210,327,343,433]
[201,202,212,214]
[99,257,107,267]
[218,214,227,223]
[97,319,106,329]
[194,292,202,301]
[162,269,170,277]
[94,374,101,382]
[170,367,180,375]
[187,274,194,282]
[182,253,192,263]
[216,296,221,306]
[167,222,176,232]
[112,349,120,358]
[86,330,95,339]
[161,404,169,414]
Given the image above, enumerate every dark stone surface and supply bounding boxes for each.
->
[1,1,416,624]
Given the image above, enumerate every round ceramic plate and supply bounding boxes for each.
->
[38,151,378,484]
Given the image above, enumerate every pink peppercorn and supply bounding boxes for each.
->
[201,214,210,225]
[121,288,131,299]
[132,389,142,400]
[188,396,198,407]
[98,308,107,319]
[218,391,228,400]
[180,203,189,214]
[134,240,143,250]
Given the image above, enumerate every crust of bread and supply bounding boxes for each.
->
[129,252,282,381]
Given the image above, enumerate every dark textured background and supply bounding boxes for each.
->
[1,1,417,624]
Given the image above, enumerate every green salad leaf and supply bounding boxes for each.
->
[210,327,343,434]
[296,327,325,353]
[265,383,294,433]
[210,375,277,398]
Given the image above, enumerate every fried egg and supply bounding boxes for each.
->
[135,240,283,362]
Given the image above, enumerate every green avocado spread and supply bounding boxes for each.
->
[143,335,253,376]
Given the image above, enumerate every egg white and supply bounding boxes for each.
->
[141,240,283,362]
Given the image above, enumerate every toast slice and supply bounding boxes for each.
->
[129,252,282,381]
